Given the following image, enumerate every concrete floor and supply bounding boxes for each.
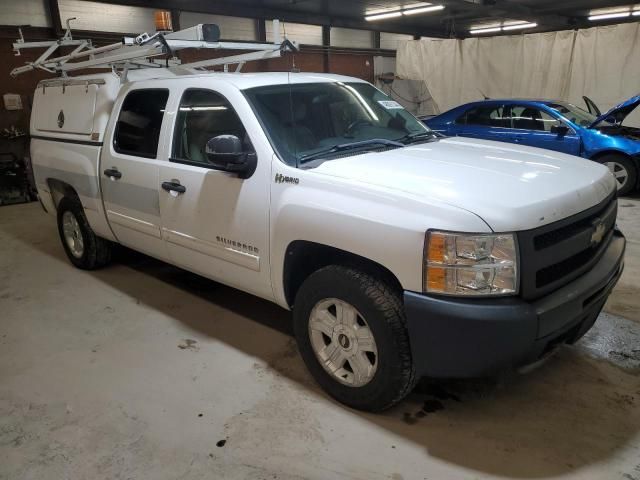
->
[1,200,640,480]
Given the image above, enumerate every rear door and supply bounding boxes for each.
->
[100,88,169,260]
[508,104,581,155]
[453,104,514,143]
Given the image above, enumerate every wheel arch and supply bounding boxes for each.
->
[47,178,81,211]
[589,150,640,188]
[590,149,636,163]
[283,240,404,308]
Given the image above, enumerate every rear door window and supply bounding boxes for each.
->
[457,105,508,128]
[114,89,169,158]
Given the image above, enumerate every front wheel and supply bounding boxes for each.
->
[57,197,112,270]
[598,154,637,196]
[293,265,416,411]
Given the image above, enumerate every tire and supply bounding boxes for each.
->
[597,154,637,196]
[57,197,112,270]
[293,265,416,412]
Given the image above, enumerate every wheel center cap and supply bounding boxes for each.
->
[338,333,350,349]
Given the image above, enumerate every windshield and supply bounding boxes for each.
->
[244,82,430,166]
[546,102,597,128]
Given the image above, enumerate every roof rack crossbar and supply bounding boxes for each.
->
[10,20,298,79]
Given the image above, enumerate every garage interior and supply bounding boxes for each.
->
[1,1,640,479]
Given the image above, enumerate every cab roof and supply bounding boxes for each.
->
[42,70,368,90]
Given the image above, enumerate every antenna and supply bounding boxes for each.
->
[10,19,298,78]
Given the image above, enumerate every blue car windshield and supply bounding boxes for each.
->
[547,102,597,127]
[244,82,430,166]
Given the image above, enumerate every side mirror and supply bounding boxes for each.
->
[550,125,569,136]
[205,135,256,179]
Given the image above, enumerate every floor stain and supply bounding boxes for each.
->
[402,412,418,425]
[610,350,640,361]
[417,383,462,402]
[216,439,227,448]
[422,399,445,413]
[178,339,199,351]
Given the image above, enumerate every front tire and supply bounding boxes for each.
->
[293,265,416,412]
[57,197,112,270]
[597,154,637,196]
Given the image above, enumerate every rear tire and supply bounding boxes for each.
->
[597,154,637,196]
[57,197,112,270]
[293,265,416,412]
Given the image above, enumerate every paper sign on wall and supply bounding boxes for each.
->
[3,94,22,111]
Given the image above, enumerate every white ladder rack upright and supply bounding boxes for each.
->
[11,19,298,79]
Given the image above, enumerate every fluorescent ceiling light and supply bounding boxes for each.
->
[365,11,403,21]
[470,21,537,34]
[502,22,537,31]
[470,27,502,34]
[633,10,640,16]
[588,12,631,20]
[365,4,444,21]
[403,5,445,15]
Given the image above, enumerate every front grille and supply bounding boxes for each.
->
[533,196,617,251]
[517,193,617,300]
[536,230,613,288]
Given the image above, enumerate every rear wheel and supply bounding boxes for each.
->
[293,265,416,411]
[597,154,637,196]
[57,197,112,269]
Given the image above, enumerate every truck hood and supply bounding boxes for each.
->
[312,137,615,232]
[589,94,640,128]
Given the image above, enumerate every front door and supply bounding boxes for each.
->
[508,104,581,156]
[100,88,169,260]
[158,86,272,300]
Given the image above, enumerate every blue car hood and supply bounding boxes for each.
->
[590,94,640,128]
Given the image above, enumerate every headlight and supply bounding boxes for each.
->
[424,231,518,296]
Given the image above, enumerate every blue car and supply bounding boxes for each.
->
[424,95,640,195]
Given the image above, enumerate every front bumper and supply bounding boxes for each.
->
[404,230,625,378]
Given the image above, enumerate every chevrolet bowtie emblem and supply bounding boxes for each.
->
[591,220,606,246]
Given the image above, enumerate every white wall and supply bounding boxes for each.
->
[265,21,322,45]
[2,0,51,27]
[58,0,156,33]
[330,27,373,49]
[380,32,414,50]
[180,13,257,41]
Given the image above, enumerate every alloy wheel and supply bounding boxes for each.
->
[308,298,378,387]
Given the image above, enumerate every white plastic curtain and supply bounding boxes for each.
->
[397,23,640,124]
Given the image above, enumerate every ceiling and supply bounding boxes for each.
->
[92,0,640,38]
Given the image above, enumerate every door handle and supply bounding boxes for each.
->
[161,181,186,194]
[103,168,122,179]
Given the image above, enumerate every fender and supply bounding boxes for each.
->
[268,161,491,308]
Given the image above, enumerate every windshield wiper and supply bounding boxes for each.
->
[397,130,438,144]
[299,138,404,164]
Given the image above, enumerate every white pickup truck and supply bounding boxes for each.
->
[30,67,625,411]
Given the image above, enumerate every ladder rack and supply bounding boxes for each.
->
[11,19,297,79]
